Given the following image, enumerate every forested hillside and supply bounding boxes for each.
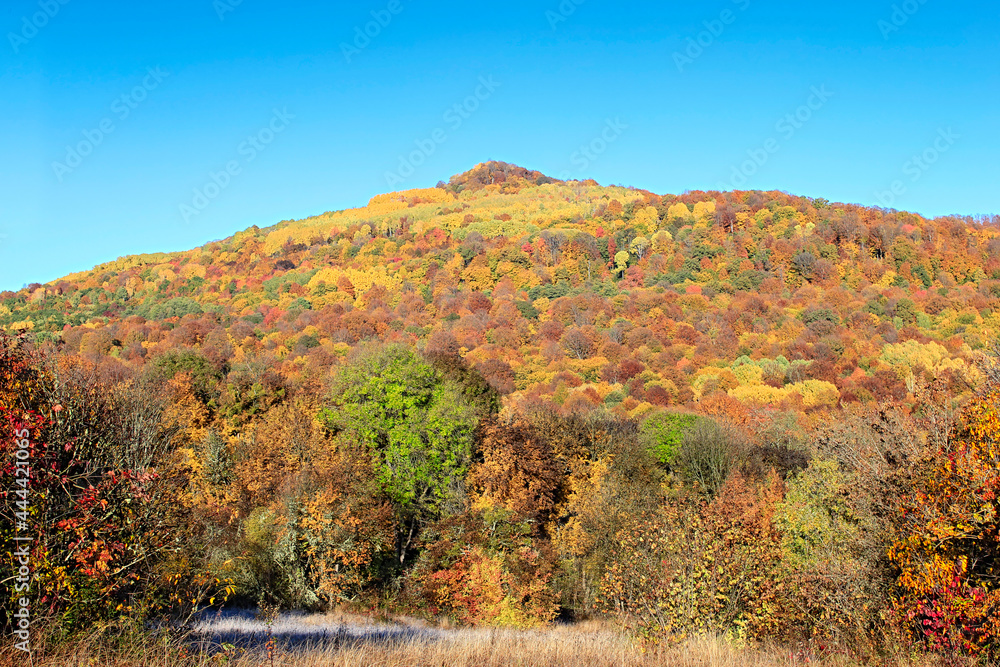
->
[5,162,999,415]
[3,161,999,659]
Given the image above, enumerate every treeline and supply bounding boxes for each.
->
[2,164,1000,659]
[2,330,999,662]
[2,164,998,430]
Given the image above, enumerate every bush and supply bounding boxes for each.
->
[888,388,1000,659]
[673,419,742,496]
[600,473,783,643]
[771,459,886,644]
[407,509,558,628]
[0,334,221,634]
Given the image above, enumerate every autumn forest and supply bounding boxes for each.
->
[3,161,1000,663]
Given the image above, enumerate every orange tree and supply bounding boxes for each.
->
[467,417,562,527]
[404,506,558,628]
[888,383,1000,658]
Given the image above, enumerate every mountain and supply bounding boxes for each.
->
[3,160,999,416]
[5,161,1000,643]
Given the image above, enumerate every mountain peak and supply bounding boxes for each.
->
[441,161,562,193]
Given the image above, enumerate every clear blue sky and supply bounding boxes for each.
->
[1,0,998,290]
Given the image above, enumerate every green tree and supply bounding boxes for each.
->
[770,458,884,642]
[639,410,699,466]
[322,343,477,563]
[628,236,650,260]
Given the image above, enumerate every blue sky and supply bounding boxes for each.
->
[1,0,998,290]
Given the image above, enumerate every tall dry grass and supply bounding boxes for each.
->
[0,618,951,667]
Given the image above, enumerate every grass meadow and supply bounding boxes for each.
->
[0,611,952,667]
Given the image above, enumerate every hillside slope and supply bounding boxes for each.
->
[3,160,999,416]
[5,162,1000,651]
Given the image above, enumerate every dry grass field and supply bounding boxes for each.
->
[0,612,951,667]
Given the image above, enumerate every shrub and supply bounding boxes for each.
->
[407,509,558,628]
[599,472,783,643]
[0,335,221,634]
[673,419,742,496]
[771,459,886,643]
[888,388,1000,659]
